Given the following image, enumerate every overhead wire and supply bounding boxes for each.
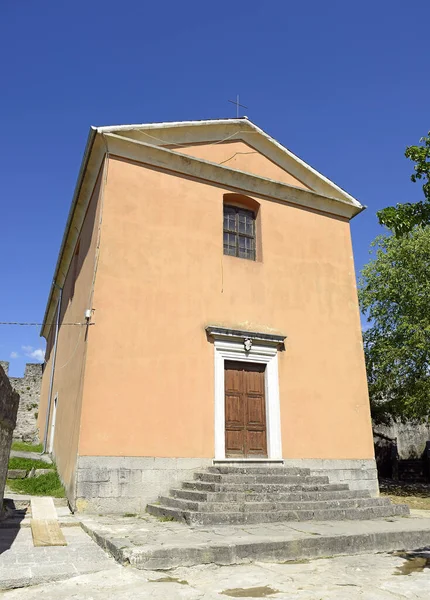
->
[132,129,260,170]
[0,321,91,326]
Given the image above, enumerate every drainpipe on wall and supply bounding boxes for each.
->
[43,284,63,453]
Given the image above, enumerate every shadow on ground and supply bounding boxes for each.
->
[0,499,28,554]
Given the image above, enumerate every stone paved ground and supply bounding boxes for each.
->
[1,550,430,599]
[79,510,430,569]
[81,510,430,551]
[0,526,117,590]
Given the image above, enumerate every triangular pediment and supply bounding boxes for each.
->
[170,139,311,190]
[97,118,361,208]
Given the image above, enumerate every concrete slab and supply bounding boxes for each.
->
[4,491,68,507]
[0,526,117,590]
[1,513,78,529]
[1,495,77,530]
[80,510,430,570]
[7,469,27,479]
[2,550,430,599]
[9,451,52,464]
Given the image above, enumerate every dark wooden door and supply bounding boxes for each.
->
[224,361,267,458]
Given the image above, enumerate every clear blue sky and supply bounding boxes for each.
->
[1,1,428,376]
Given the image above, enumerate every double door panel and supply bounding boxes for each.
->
[224,361,267,458]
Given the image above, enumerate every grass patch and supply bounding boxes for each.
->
[123,513,137,518]
[380,480,430,510]
[382,493,430,510]
[8,457,53,471]
[156,515,176,522]
[11,441,43,453]
[7,471,65,498]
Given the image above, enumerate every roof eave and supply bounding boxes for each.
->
[99,119,362,208]
[40,126,98,339]
[95,118,248,134]
[104,131,364,218]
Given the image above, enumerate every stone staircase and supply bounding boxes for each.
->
[146,463,409,526]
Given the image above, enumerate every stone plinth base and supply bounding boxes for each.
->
[75,456,212,514]
[74,456,379,515]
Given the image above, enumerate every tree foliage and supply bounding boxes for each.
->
[377,133,430,236]
[359,227,430,422]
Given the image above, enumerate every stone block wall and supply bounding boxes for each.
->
[75,456,213,514]
[374,421,430,460]
[0,362,42,444]
[0,364,19,517]
[74,456,379,514]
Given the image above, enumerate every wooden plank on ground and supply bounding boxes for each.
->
[31,496,58,520]
[31,519,67,547]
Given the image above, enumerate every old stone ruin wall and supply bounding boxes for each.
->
[0,361,42,444]
[373,420,430,481]
[0,363,19,517]
[374,421,430,460]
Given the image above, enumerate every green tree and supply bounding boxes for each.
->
[359,227,430,422]
[377,133,430,236]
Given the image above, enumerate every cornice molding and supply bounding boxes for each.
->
[104,133,363,220]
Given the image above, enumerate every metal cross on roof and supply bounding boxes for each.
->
[228,95,248,118]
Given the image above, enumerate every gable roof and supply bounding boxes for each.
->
[97,118,362,206]
[41,118,364,339]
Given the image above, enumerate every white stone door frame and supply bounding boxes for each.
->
[207,327,285,461]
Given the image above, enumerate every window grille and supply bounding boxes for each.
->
[223,205,256,260]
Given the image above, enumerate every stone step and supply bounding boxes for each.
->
[242,489,372,502]
[207,466,311,476]
[182,481,349,493]
[170,488,371,503]
[158,495,391,513]
[212,460,285,466]
[82,516,430,572]
[145,463,406,528]
[193,472,330,485]
[82,512,426,571]
[146,503,409,526]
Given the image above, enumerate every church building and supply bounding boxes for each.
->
[37,118,378,515]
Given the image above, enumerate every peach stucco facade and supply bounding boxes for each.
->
[38,165,104,501]
[37,119,375,511]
